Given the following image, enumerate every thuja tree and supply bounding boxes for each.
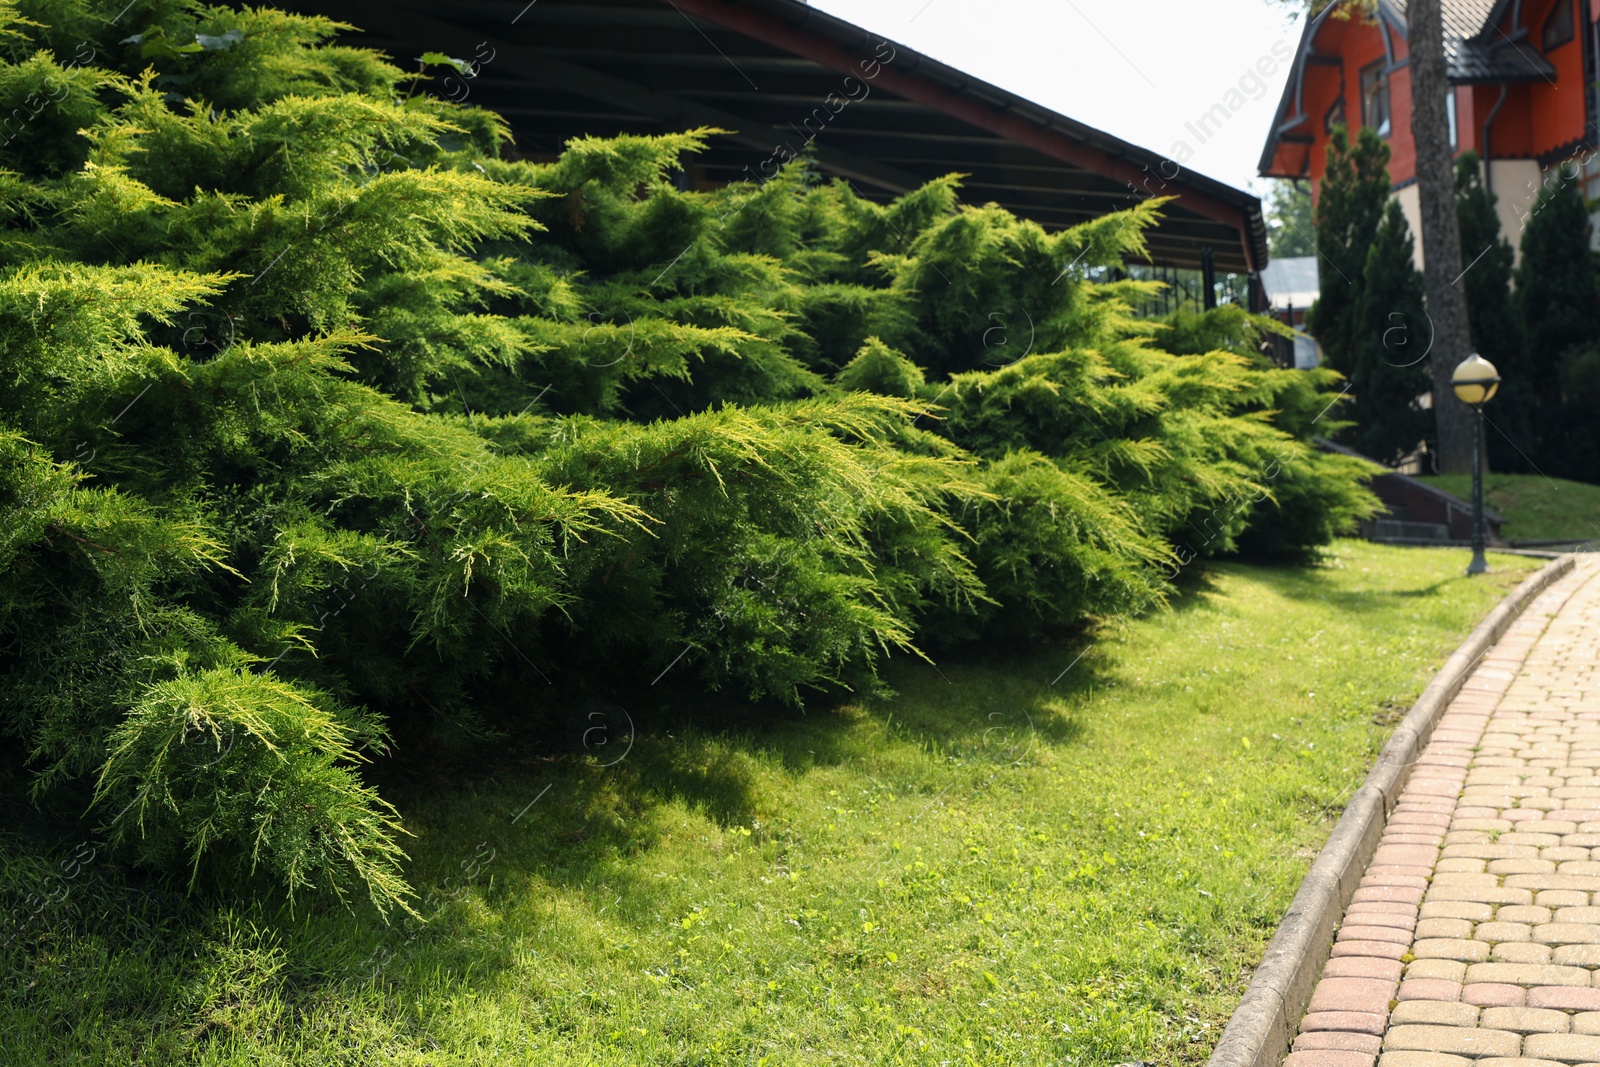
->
[1455,152,1534,473]
[1305,126,1391,379]
[1305,126,1435,466]
[1344,201,1433,465]
[0,0,1377,911]
[1515,173,1600,478]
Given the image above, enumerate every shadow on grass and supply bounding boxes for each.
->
[0,550,1434,1052]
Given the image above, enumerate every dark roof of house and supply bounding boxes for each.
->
[276,0,1268,274]
[1261,0,1557,175]
[1384,0,1556,81]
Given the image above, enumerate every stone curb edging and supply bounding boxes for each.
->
[1204,553,1579,1067]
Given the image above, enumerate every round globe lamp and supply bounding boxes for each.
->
[1451,354,1500,575]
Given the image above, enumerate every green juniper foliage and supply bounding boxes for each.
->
[0,0,1378,911]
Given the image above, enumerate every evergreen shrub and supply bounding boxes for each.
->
[0,0,1377,910]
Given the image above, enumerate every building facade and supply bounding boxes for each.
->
[1260,0,1598,263]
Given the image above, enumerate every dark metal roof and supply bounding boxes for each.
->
[1448,35,1558,81]
[275,0,1267,273]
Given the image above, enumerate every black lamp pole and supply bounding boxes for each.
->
[1468,406,1487,575]
[1451,353,1499,576]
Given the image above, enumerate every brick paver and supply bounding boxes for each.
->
[1285,559,1600,1067]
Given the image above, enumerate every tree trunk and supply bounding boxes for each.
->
[1407,0,1476,473]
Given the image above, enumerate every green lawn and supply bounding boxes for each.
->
[1419,472,1600,543]
[0,542,1542,1066]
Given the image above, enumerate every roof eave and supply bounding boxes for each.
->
[1258,8,1328,178]
[678,0,1270,271]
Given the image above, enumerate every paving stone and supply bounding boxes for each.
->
[1495,860,1564,875]
[1510,875,1600,892]
[1399,979,1463,1002]
[1494,943,1556,964]
[1425,901,1498,921]
[1368,873,1434,891]
[1303,1010,1390,1035]
[1550,944,1600,966]
[1442,846,1542,860]
[1429,886,1536,906]
[1342,924,1418,944]
[1395,811,1456,825]
[1295,1031,1385,1053]
[1465,963,1592,987]
[1482,924,1537,942]
[1282,1050,1377,1067]
[1465,983,1529,1006]
[1310,977,1398,1016]
[1527,987,1600,1012]
[1379,845,1445,867]
[1371,865,1437,882]
[1415,939,1492,962]
[1524,1033,1600,1061]
[1375,1053,1469,1067]
[1357,886,1427,905]
[1573,1013,1600,1036]
[1536,924,1600,944]
[1352,902,1423,918]
[1537,891,1593,908]
[1481,1007,1574,1034]
[1388,1001,1480,1027]
[1410,960,1470,982]
[1325,957,1407,980]
[1388,835,1447,848]
[1503,907,1558,925]
[1334,940,1410,960]
[1383,1024,1521,1057]
[1418,919,1477,939]
[1544,849,1596,863]
[1437,873,1506,887]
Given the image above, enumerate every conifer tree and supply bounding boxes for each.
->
[1515,173,1600,472]
[1455,151,1534,473]
[1346,201,1433,464]
[1305,126,1392,383]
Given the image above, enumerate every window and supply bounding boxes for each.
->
[1447,89,1458,150]
[1361,61,1391,137]
[1544,0,1574,50]
[1324,96,1346,136]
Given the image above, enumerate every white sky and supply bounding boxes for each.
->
[807,0,1308,196]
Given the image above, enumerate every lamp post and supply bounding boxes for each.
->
[1451,354,1501,575]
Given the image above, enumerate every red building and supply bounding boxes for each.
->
[1260,0,1598,258]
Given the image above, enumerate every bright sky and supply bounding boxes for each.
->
[807,0,1308,196]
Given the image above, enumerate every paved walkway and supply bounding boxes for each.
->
[1286,557,1600,1067]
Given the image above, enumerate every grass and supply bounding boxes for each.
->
[1418,471,1600,543]
[0,542,1544,1066]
